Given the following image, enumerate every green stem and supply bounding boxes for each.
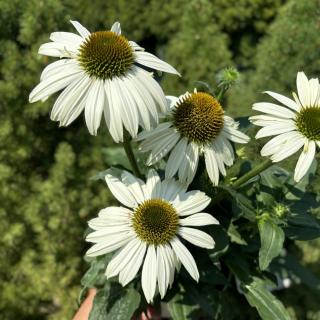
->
[122,130,143,179]
[232,158,273,189]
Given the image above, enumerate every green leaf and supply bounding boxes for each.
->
[285,212,320,240]
[89,284,140,320]
[222,186,256,222]
[241,277,291,320]
[258,219,284,270]
[81,255,112,288]
[227,222,247,245]
[167,291,198,320]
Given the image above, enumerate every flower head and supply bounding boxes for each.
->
[250,72,320,182]
[137,90,250,185]
[86,169,218,303]
[29,21,179,140]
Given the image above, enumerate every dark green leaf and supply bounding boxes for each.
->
[167,291,198,320]
[89,284,140,320]
[81,255,112,288]
[241,277,291,320]
[258,219,284,270]
[227,222,247,245]
[285,212,320,240]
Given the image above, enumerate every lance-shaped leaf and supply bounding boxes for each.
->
[258,219,284,270]
[242,277,291,320]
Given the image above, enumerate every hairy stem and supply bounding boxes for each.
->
[123,130,143,179]
[232,158,273,189]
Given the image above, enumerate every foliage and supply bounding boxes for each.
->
[1,0,320,319]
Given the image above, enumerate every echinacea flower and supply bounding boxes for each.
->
[86,169,218,303]
[136,90,250,185]
[250,72,320,182]
[29,21,179,140]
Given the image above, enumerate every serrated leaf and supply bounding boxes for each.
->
[258,219,284,270]
[242,277,291,320]
[89,284,140,320]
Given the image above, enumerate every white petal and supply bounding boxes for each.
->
[84,79,105,135]
[38,42,78,58]
[204,147,220,186]
[70,20,91,39]
[255,121,296,139]
[98,206,132,219]
[50,74,91,126]
[112,77,139,138]
[122,74,152,131]
[166,96,179,109]
[136,122,172,141]
[135,51,180,75]
[296,71,310,107]
[179,227,215,249]
[146,130,180,165]
[173,190,211,216]
[222,121,250,144]
[106,238,141,278]
[104,79,123,142]
[160,179,187,202]
[271,137,304,162]
[126,68,159,124]
[250,114,293,127]
[184,142,199,184]
[142,245,157,303]
[133,66,167,114]
[146,169,161,199]
[294,140,316,182]
[121,171,146,204]
[260,131,303,157]
[86,232,134,257]
[130,41,144,51]
[111,21,121,35]
[252,102,296,119]
[264,91,299,111]
[180,213,219,227]
[170,238,199,281]
[105,172,137,208]
[50,31,83,48]
[29,62,82,102]
[157,245,170,298]
[211,140,227,176]
[165,137,188,179]
[119,241,146,286]
[40,59,75,81]
[309,78,320,107]
[86,226,132,243]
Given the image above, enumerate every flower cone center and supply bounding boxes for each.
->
[173,92,224,144]
[132,199,179,246]
[295,107,320,141]
[78,31,134,79]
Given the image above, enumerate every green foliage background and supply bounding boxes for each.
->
[0,0,319,319]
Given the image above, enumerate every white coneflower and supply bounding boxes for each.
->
[136,90,250,186]
[29,21,179,140]
[250,72,320,182]
[86,169,219,303]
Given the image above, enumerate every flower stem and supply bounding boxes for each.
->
[122,130,143,179]
[232,158,273,189]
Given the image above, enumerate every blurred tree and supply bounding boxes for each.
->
[1,0,319,319]
[228,0,320,116]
